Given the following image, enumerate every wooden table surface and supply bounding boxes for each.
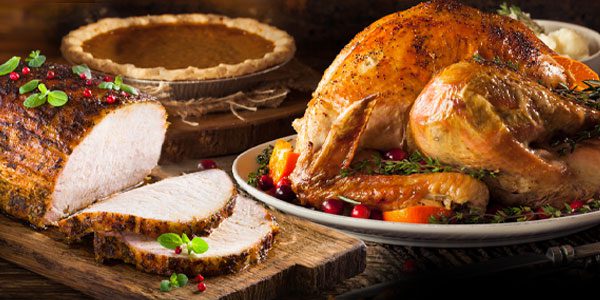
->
[2,155,600,299]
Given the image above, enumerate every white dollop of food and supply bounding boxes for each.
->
[539,28,589,60]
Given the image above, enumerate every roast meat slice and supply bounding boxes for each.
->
[93,195,278,276]
[59,170,236,240]
[0,63,167,227]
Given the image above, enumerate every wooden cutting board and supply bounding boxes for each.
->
[0,211,365,299]
[0,161,366,299]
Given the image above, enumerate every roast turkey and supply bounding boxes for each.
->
[290,0,597,212]
[0,62,167,227]
[59,170,236,240]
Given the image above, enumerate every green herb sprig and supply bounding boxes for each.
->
[0,56,20,76]
[98,75,139,95]
[157,233,209,255]
[160,273,188,292]
[72,64,92,79]
[497,3,544,35]
[472,53,519,71]
[554,80,600,110]
[340,151,498,180]
[23,83,68,108]
[25,50,46,68]
[551,124,600,155]
[429,198,600,224]
[247,145,274,186]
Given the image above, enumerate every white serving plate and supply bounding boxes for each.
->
[233,135,600,248]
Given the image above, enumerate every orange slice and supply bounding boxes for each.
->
[552,55,599,90]
[382,206,451,224]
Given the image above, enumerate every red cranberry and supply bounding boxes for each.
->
[570,200,584,212]
[536,207,550,219]
[46,70,55,79]
[266,187,277,197]
[351,204,371,219]
[103,75,113,82]
[383,148,407,161]
[195,274,205,282]
[321,199,344,215]
[83,88,92,98]
[275,183,295,201]
[105,95,116,104]
[21,66,30,75]
[79,73,87,80]
[257,175,274,191]
[402,259,417,272]
[198,159,217,170]
[197,282,206,292]
[175,246,182,254]
[370,210,383,220]
[120,91,129,97]
[85,79,93,86]
[9,72,19,81]
[276,177,292,188]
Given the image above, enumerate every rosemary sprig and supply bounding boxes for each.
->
[340,151,498,180]
[553,80,600,110]
[429,198,600,224]
[551,124,600,155]
[497,3,544,35]
[247,145,274,186]
[472,53,519,71]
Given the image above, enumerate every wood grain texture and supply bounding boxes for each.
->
[160,92,308,162]
[0,157,365,300]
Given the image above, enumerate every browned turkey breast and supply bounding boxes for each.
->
[0,62,167,227]
[94,195,278,276]
[59,170,236,241]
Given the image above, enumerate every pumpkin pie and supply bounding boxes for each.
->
[61,14,296,81]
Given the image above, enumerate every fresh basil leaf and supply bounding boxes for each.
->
[181,233,190,244]
[19,79,40,94]
[157,233,183,250]
[114,75,123,87]
[37,83,48,96]
[98,81,116,90]
[47,90,68,107]
[72,64,91,79]
[120,83,139,95]
[160,280,171,292]
[176,274,188,287]
[23,93,46,108]
[26,50,46,68]
[190,237,209,254]
[0,56,20,76]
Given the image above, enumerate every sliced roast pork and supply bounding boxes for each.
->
[59,170,236,240]
[94,195,278,276]
[0,62,167,227]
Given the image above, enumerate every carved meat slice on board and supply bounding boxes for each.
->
[0,62,168,227]
[93,195,278,276]
[59,170,237,241]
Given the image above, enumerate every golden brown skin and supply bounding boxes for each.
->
[291,0,574,212]
[410,62,600,208]
[291,95,489,212]
[0,62,161,227]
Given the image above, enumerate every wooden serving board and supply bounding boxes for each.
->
[0,160,366,299]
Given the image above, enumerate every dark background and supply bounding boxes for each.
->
[0,0,598,70]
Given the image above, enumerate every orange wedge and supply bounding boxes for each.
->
[382,206,451,224]
[552,55,599,90]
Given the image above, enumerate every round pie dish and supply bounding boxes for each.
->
[61,14,296,98]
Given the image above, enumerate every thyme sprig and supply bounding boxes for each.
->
[472,53,519,71]
[247,145,274,187]
[497,3,544,35]
[551,124,600,155]
[340,151,498,180]
[553,80,600,110]
[429,198,600,224]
